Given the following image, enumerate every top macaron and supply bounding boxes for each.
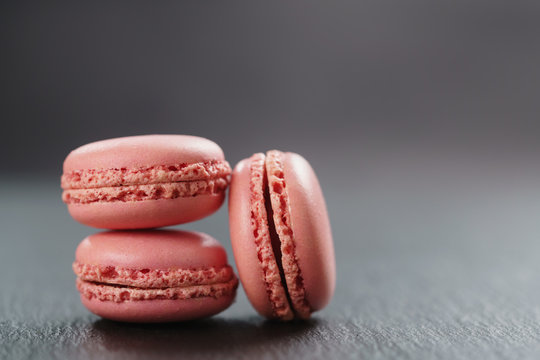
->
[61,135,231,229]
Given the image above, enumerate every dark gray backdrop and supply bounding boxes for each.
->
[2,0,540,179]
[2,1,540,359]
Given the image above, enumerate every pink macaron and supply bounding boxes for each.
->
[229,150,335,321]
[73,230,238,322]
[61,135,231,229]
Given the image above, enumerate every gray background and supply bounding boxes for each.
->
[2,1,540,359]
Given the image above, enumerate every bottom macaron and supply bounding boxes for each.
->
[73,230,238,322]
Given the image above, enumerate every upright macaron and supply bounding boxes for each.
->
[61,135,231,229]
[73,230,238,322]
[229,150,335,321]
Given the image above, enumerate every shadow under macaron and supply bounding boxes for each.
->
[86,316,319,357]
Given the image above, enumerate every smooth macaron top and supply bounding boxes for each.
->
[75,230,229,270]
[63,134,225,172]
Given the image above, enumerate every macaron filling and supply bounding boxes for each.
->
[73,262,234,288]
[63,178,228,204]
[61,160,231,204]
[249,154,294,320]
[76,277,238,302]
[74,263,238,303]
[248,151,312,319]
[265,150,312,319]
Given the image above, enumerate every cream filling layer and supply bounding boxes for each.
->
[248,153,294,320]
[77,277,238,302]
[62,161,231,189]
[73,262,235,289]
[63,177,228,204]
[265,150,311,319]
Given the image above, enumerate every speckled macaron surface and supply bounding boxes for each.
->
[229,150,335,321]
[61,135,231,229]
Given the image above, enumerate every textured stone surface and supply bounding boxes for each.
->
[3,157,540,359]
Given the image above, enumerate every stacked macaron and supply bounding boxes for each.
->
[61,135,230,229]
[62,135,238,322]
[62,135,335,322]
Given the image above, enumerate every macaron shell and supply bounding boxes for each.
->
[67,192,224,229]
[81,294,236,323]
[76,230,229,270]
[63,135,225,172]
[282,152,335,311]
[229,159,279,319]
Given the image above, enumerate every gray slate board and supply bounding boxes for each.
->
[3,159,540,359]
